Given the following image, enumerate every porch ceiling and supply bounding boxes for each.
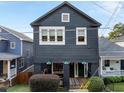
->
[0,53,20,60]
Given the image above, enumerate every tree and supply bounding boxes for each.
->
[108,23,124,40]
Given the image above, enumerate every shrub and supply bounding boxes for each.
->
[29,74,60,92]
[87,76,105,92]
[103,76,123,85]
[121,76,124,82]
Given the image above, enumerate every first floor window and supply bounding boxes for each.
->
[10,42,16,49]
[104,60,110,67]
[39,26,65,45]
[76,27,87,45]
[19,58,25,68]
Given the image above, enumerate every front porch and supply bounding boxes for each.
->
[0,53,20,86]
[0,60,17,81]
[45,62,89,89]
[100,56,124,77]
[46,62,89,78]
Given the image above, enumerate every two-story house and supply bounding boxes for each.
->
[31,1,101,89]
[0,25,33,86]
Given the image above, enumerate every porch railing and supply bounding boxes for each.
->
[102,70,124,77]
[10,68,16,78]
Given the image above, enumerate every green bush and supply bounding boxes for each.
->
[88,76,105,92]
[103,76,124,85]
[29,74,60,92]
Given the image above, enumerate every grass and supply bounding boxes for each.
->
[106,82,124,92]
[7,84,30,92]
[7,84,67,92]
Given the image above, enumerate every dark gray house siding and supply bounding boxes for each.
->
[31,1,101,89]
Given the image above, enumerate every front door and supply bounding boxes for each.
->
[78,63,84,77]
[121,60,124,70]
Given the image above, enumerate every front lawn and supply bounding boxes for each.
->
[7,84,67,92]
[106,82,124,92]
[7,84,30,92]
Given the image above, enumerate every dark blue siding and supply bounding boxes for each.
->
[0,40,8,52]
[33,5,99,64]
[22,41,33,66]
[0,29,21,55]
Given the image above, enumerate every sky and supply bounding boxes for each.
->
[0,1,124,39]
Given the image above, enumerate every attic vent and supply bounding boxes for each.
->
[61,13,70,22]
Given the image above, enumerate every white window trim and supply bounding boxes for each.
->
[10,42,16,49]
[76,27,87,45]
[39,26,65,45]
[19,58,24,69]
[61,13,70,22]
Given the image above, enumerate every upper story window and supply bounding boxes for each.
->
[76,27,87,45]
[10,42,16,49]
[61,13,70,22]
[39,26,65,45]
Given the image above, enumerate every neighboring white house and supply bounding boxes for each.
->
[99,37,124,77]
[112,35,124,47]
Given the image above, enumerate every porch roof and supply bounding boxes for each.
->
[99,37,124,57]
[0,53,21,60]
[99,51,124,57]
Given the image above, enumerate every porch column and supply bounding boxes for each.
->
[63,61,69,90]
[100,57,103,76]
[15,59,17,76]
[7,60,11,80]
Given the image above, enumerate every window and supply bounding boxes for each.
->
[104,60,110,67]
[57,29,63,41]
[76,27,87,45]
[10,42,16,49]
[49,29,55,41]
[19,58,24,68]
[61,13,70,22]
[39,26,65,45]
[41,29,47,41]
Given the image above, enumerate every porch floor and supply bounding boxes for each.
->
[70,78,88,89]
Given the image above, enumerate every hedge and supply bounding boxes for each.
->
[103,76,124,85]
[29,74,60,92]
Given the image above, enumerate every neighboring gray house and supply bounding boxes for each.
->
[31,1,101,89]
[0,25,33,86]
[99,37,124,77]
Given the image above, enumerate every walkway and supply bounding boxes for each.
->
[70,78,88,89]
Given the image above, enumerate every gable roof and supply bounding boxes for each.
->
[99,37,124,57]
[30,1,101,26]
[0,25,33,42]
[112,35,124,42]
[0,37,8,41]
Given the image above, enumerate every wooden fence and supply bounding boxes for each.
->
[11,72,33,86]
